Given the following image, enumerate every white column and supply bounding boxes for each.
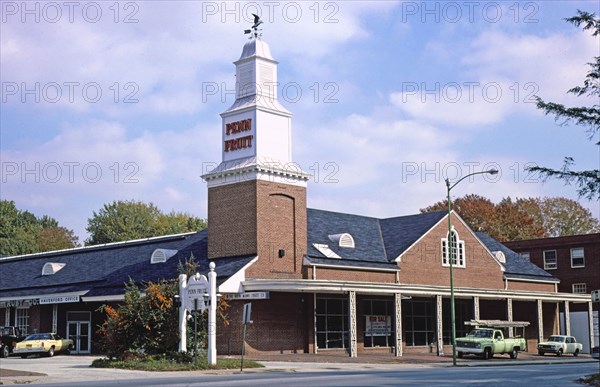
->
[473,296,480,320]
[436,295,444,356]
[313,293,318,354]
[208,262,217,365]
[394,293,403,357]
[506,298,513,338]
[52,304,58,333]
[563,301,571,336]
[588,301,595,354]
[349,291,357,358]
[537,299,544,343]
[178,274,187,352]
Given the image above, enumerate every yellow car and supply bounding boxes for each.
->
[13,333,73,358]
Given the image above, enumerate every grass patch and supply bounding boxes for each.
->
[91,353,263,372]
[579,373,600,387]
[91,354,263,371]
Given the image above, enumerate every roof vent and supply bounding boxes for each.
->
[313,243,341,259]
[328,233,355,249]
[494,251,506,263]
[150,249,178,264]
[42,262,66,276]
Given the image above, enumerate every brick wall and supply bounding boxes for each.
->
[207,180,258,259]
[504,234,600,294]
[399,213,505,289]
[506,280,556,292]
[208,178,308,279]
[217,292,309,354]
[314,267,397,283]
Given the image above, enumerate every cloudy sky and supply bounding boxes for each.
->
[1,0,599,242]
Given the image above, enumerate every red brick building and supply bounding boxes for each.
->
[504,234,600,352]
[0,36,596,357]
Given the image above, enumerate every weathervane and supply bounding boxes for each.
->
[244,13,263,39]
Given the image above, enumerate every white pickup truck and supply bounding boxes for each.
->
[537,335,583,356]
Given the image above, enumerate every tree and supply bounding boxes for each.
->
[420,195,599,241]
[527,10,600,200]
[536,197,600,237]
[420,194,497,233]
[97,255,229,360]
[494,197,545,241]
[0,200,79,256]
[86,200,207,245]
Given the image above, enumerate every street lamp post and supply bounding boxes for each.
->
[445,169,498,366]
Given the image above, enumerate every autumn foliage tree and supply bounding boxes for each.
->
[97,255,229,360]
[421,195,599,241]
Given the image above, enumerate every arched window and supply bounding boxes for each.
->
[441,229,465,268]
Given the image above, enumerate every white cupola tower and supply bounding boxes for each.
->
[202,37,310,186]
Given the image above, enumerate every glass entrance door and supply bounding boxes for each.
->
[67,321,91,354]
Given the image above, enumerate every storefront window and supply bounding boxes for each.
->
[316,297,348,349]
[15,307,29,335]
[363,299,393,347]
[403,299,435,346]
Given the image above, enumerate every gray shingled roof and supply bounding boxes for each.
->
[0,230,255,299]
[476,232,558,282]
[306,208,388,262]
[379,211,447,260]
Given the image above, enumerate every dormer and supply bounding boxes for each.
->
[150,249,178,264]
[42,262,66,276]
[493,251,506,263]
[328,233,355,249]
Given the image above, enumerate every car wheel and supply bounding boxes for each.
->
[483,348,492,360]
[1,346,9,358]
[21,355,28,359]
[47,347,55,357]
[556,348,563,357]
[574,349,579,357]
[457,351,463,358]
[538,350,544,356]
[510,349,518,359]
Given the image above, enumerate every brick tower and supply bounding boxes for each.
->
[202,36,309,279]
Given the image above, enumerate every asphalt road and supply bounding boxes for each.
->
[0,355,598,386]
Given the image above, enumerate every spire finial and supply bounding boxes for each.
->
[243,13,263,39]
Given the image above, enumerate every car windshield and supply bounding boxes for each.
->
[1,327,11,335]
[469,329,493,338]
[24,333,51,340]
[548,336,565,342]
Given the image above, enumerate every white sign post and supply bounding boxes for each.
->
[178,262,217,365]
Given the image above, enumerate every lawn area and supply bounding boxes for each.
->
[91,354,263,372]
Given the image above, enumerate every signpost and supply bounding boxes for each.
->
[240,302,252,372]
[178,262,218,365]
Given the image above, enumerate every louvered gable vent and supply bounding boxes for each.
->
[328,233,355,249]
[42,262,66,276]
[150,249,178,264]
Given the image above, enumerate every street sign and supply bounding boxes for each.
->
[184,274,209,311]
[243,302,252,324]
[228,292,270,300]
